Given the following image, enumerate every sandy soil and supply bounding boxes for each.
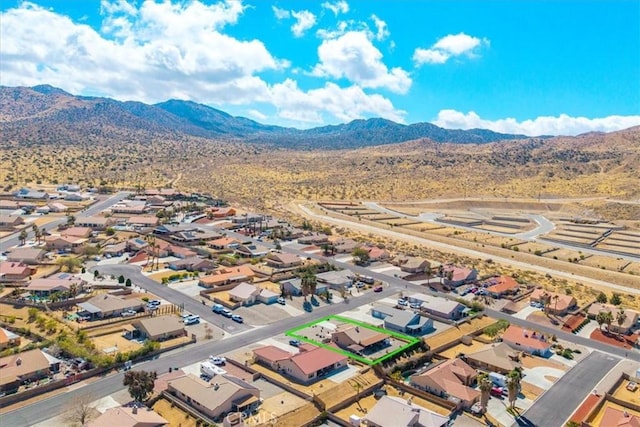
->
[152,398,197,427]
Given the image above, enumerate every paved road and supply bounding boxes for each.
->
[2,285,399,426]
[92,264,252,334]
[299,205,640,295]
[511,351,621,427]
[0,192,131,250]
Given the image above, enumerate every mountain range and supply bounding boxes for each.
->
[0,85,532,149]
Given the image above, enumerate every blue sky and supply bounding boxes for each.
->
[1,0,639,135]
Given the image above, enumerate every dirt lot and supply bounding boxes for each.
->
[254,391,309,423]
[424,317,496,351]
[579,255,630,271]
[542,248,586,262]
[438,340,488,359]
[91,331,142,353]
[152,398,197,427]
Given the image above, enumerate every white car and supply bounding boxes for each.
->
[121,310,137,317]
[184,315,200,325]
[210,356,226,365]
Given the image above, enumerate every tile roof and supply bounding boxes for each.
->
[252,345,292,362]
[289,346,347,375]
[364,395,450,427]
[87,406,168,427]
[487,276,520,294]
[599,407,640,427]
[502,325,550,350]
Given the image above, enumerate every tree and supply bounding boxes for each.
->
[125,278,132,287]
[105,227,115,236]
[66,214,76,226]
[32,224,41,244]
[57,256,82,273]
[616,309,627,335]
[64,392,96,426]
[596,292,608,304]
[351,247,370,266]
[300,270,317,299]
[123,370,156,404]
[478,373,492,414]
[596,311,608,331]
[552,294,560,315]
[610,293,622,306]
[506,368,522,409]
[19,229,28,246]
[118,275,125,284]
[598,310,614,333]
[94,269,100,279]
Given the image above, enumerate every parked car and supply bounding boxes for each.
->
[121,310,137,317]
[180,313,193,320]
[184,315,200,325]
[397,299,408,306]
[77,313,91,321]
[147,300,161,306]
[221,309,233,318]
[210,356,226,366]
[146,304,158,311]
[490,386,504,397]
[410,302,421,310]
[628,381,638,392]
[373,286,383,293]
[289,339,301,347]
[277,297,286,305]
[231,315,244,323]
[212,304,225,313]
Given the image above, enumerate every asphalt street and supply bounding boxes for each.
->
[0,192,131,250]
[511,351,621,427]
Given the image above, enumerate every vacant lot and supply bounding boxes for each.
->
[152,398,197,427]
[579,255,630,271]
[91,331,141,353]
[438,339,488,359]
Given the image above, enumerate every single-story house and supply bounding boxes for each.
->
[208,237,241,250]
[280,278,328,297]
[61,226,92,238]
[0,262,35,282]
[365,246,391,262]
[47,202,69,213]
[24,274,86,297]
[442,265,478,287]
[253,344,347,384]
[501,325,552,357]
[297,233,330,245]
[258,288,279,305]
[235,244,269,258]
[363,395,450,427]
[0,215,24,229]
[370,305,433,334]
[111,200,146,214]
[207,207,236,218]
[6,247,46,265]
[167,374,260,420]
[486,276,520,297]
[103,242,128,257]
[45,235,88,253]
[464,342,522,374]
[35,205,51,214]
[127,238,149,252]
[332,238,359,254]
[265,252,302,269]
[230,213,265,224]
[587,303,639,335]
[0,200,19,210]
[530,289,577,316]
[87,406,168,427]
[64,192,88,201]
[133,316,185,341]
[228,282,261,306]
[407,293,467,320]
[14,188,49,200]
[331,323,390,355]
[127,215,160,228]
[400,257,432,274]
[0,349,61,393]
[78,294,144,319]
[0,327,21,350]
[168,256,216,272]
[75,216,116,230]
[316,270,353,290]
[198,265,257,288]
[168,245,198,259]
[410,358,479,409]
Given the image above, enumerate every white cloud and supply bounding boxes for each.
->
[433,110,640,136]
[247,109,268,121]
[272,6,290,20]
[370,14,389,41]
[413,32,488,66]
[291,10,316,37]
[0,0,280,105]
[321,1,349,16]
[312,31,411,93]
[270,79,406,124]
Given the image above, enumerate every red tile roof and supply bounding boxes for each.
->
[253,345,292,363]
[290,346,347,375]
[487,276,519,294]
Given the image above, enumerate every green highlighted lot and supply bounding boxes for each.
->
[285,315,421,366]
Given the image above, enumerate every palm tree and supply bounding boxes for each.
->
[552,294,559,316]
[506,368,522,410]
[603,311,614,334]
[32,224,41,244]
[477,373,492,414]
[616,309,627,335]
[596,311,607,331]
[300,270,317,300]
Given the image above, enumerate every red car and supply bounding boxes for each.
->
[373,286,383,292]
[490,386,504,397]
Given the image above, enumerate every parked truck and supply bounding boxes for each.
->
[489,372,507,388]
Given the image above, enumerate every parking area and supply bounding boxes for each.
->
[234,304,291,325]
[168,280,203,297]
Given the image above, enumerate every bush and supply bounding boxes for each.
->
[118,275,125,284]
[125,278,132,287]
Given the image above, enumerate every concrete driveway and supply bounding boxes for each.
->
[522,366,566,389]
[513,305,541,319]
